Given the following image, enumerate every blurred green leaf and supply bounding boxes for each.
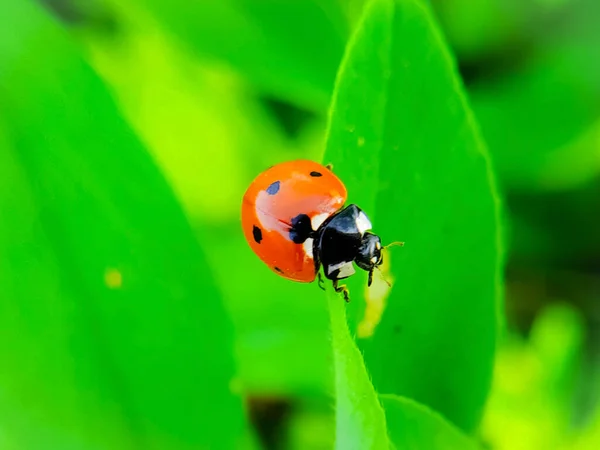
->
[570,392,600,450]
[287,401,335,450]
[471,57,600,191]
[323,0,503,432]
[204,227,333,398]
[110,0,349,111]
[430,0,537,62]
[79,12,297,224]
[481,303,584,450]
[381,394,481,449]
[469,0,600,191]
[79,2,335,401]
[508,180,600,267]
[0,1,251,448]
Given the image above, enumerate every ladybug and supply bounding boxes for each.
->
[242,159,399,301]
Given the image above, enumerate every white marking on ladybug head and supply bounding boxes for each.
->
[327,261,356,278]
[376,241,381,250]
[303,237,314,260]
[311,212,330,231]
[356,211,372,235]
[371,256,378,264]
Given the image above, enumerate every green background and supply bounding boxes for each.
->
[1,0,599,449]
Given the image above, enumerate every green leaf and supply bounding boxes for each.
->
[327,290,388,449]
[0,1,251,448]
[107,0,349,111]
[322,0,503,432]
[325,290,483,450]
[381,395,481,449]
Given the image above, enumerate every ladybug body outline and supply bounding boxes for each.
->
[242,159,388,300]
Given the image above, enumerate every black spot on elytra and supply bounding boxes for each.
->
[266,181,280,195]
[253,225,263,244]
[274,266,283,274]
[310,171,322,177]
[289,214,313,244]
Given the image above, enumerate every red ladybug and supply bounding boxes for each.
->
[242,159,396,301]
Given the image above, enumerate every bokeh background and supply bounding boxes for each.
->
[1,0,600,449]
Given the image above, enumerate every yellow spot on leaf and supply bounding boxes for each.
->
[357,136,365,147]
[357,256,394,338]
[104,268,123,289]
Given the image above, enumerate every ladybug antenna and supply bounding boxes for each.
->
[384,241,405,250]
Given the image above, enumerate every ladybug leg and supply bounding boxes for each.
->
[368,269,374,287]
[317,272,326,291]
[375,267,392,287]
[325,163,334,171]
[333,279,350,302]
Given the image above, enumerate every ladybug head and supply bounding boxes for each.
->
[355,232,383,286]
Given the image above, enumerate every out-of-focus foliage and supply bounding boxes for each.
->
[482,303,585,450]
[1,0,599,448]
[0,1,251,449]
